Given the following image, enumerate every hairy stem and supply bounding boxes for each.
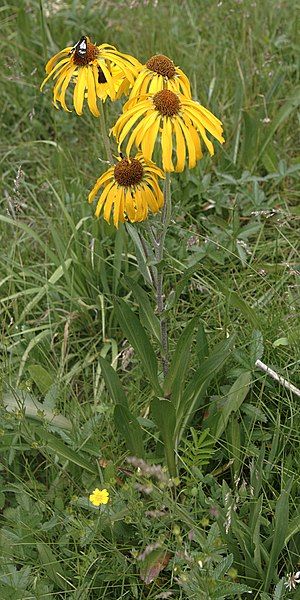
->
[99,104,114,165]
[155,172,172,377]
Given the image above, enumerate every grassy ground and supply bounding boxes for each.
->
[1,0,300,598]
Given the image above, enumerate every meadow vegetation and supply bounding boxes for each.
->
[0,0,300,598]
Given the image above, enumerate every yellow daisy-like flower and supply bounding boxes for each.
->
[88,152,164,227]
[89,488,109,506]
[112,89,225,172]
[40,36,141,116]
[129,53,191,101]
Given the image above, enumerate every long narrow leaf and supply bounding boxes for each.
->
[264,479,292,591]
[152,398,176,477]
[114,298,162,395]
[114,404,144,458]
[176,335,235,442]
[99,357,128,407]
[125,277,161,343]
[163,317,197,401]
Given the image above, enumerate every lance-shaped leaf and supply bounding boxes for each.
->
[99,356,128,407]
[211,371,252,440]
[264,479,292,591]
[124,276,161,343]
[176,335,235,443]
[114,404,144,458]
[163,317,197,403]
[114,298,162,395]
[152,397,177,477]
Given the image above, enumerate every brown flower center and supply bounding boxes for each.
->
[72,36,99,66]
[146,54,176,79]
[114,158,144,187]
[153,89,180,117]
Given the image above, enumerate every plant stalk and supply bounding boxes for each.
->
[99,104,114,165]
[155,172,172,377]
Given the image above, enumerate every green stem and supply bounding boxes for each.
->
[99,104,114,165]
[155,172,172,377]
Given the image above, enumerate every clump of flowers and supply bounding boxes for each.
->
[89,488,109,506]
[41,34,224,226]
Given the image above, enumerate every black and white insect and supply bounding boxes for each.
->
[69,36,87,58]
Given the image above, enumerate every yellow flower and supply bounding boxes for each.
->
[88,152,164,227]
[129,53,191,101]
[112,89,225,172]
[40,36,141,116]
[89,488,109,506]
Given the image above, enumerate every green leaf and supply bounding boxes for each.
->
[211,276,261,328]
[195,321,209,364]
[27,364,53,395]
[3,390,72,431]
[152,398,176,477]
[99,357,128,407]
[264,479,292,591]
[176,335,236,442]
[32,426,98,474]
[36,542,68,588]
[163,317,197,401]
[125,277,161,343]
[212,371,251,440]
[114,298,162,395]
[126,223,157,285]
[114,404,144,458]
[253,85,300,169]
[113,227,125,294]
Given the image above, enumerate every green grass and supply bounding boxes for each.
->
[1,0,300,598]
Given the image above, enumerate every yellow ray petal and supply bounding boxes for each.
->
[87,67,100,117]
[103,187,118,222]
[184,105,224,143]
[57,65,77,111]
[40,59,71,91]
[94,181,115,217]
[89,172,114,204]
[141,115,160,161]
[161,118,174,172]
[178,118,196,169]
[173,118,186,172]
[45,48,72,74]
[73,67,87,115]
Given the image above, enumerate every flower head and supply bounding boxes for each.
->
[129,53,191,101]
[112,89,225,172]
[89,488,109,506]
[40,36,141,116]
[88,152,164,227]
[285,571,300,591]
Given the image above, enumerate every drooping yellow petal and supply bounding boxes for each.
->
[40,58,71,91]
[103,187,117,223]
[161,117,174,172]
[45,48,72,74]
[178,118,196,169]
[73,67,87,115]
[94,181,115,217]
[197,123,215,156]
[124,188,137,222]
[86,67,100,117]
[173,118,186,172]
[57,65,77,111]
[141,115,160,161]
[184,105,224,143]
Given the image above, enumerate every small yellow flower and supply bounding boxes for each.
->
[40,36,141,116]
[129,53,191,101]
[89,488,109,506]
[88,152,164,227]
[112,89,225,172]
